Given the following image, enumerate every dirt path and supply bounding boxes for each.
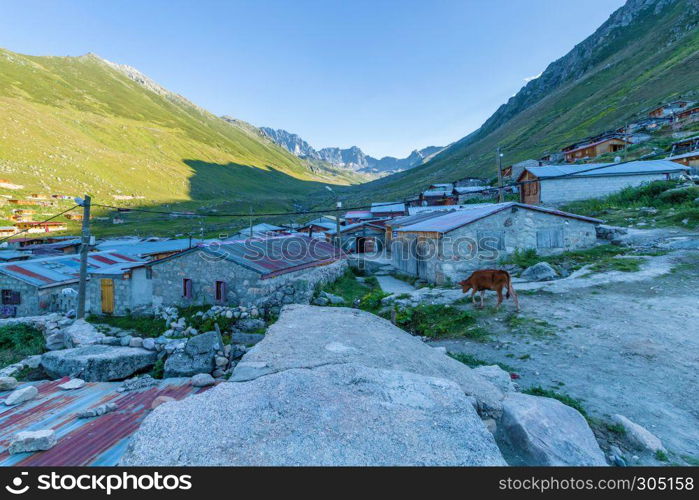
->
[432,250,699,463]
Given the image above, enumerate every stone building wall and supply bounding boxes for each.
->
[149,250,347,314]
[393,207,598,284]
[0,274,77,317]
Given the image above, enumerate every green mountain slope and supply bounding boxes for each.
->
[351,0,699,203]
[0,48,358,213]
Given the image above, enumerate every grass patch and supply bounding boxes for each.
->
[605,422,627,435]
[0,324,45,369]
[448,352,517,372]
[86,314,166,338]
[320,269,378,305]
[523,386,588,419]
[150,358,165,379]
[655,449,669,462]
[389,304,487,339]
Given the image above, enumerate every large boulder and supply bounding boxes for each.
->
[121,363,506,466]
[0,376,18,391]
[231,305,504,416]
[164,331,222,378]
[497,393,606,466]
[41,345,157,382]
[472,365,515,393]
[63,319,105,347]
[520,262,558,282]
[4,385,38,406]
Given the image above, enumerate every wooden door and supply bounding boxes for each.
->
[101,279,114,314]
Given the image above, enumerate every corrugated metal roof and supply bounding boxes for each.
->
[524,160,689,179]
[422,189,454,197]
[453,186,493,194]
[396,203,601,234]
[666,150,699,160]
[0,251,143,288]
[407,203,494,215]
[344,210,373,219]
[96,238,208,257]
[195,235,343,279]
[0,378,215,466]
[325,221,386,236]
[386,210,454,229]
[0,250,31,261]
[370,202,405,213]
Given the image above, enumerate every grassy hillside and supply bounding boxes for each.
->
[349,0,699,203]
[0,48,362,235]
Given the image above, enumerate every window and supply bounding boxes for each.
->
[536,228,564,248]
[182,279,193,299]
[1,289,20,305]
[215,281,226,302]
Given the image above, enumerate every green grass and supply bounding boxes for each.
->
[0,324,45,369]
[150,358,165,380]
[523,386,588,419]
[605,422,627,436]
[448,352,517,372]
[388,304,487,339]
[320,269,380,306]
[86,314,166,338]
[655,449,669,462]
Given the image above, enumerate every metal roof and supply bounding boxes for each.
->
[453,186,492,194]
[344,210,373,219]
[172,235,344,279]
[301,220,336,230]
[0,378,215,466]
[666,150,699,160]
[96,238,208,258]
[523,160,689,179]
[0,250,31,261]
[407,203,494,215]
[325,221,386,236]
[396,203,601,234]
[370,202,405,213]
[386,210,455,229]
[0,251,142,288]
[422,189,454,197]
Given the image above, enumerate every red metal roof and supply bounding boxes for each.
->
[0,378,215,466]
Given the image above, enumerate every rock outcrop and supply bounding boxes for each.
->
[121,363,506,466]
[164,331,222,377]
[41,345,157,382]
[612,414,666,453]
[231,305,504,416]
[497,393,606,466]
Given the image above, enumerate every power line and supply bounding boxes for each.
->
[0,205,80,243]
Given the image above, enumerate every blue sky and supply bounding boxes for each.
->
[1,0,625,158]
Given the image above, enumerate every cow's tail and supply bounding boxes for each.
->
[507,272,520,311]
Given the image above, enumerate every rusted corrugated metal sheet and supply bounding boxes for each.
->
[0,378,214,466]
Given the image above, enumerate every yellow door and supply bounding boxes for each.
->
[101,279,114,314]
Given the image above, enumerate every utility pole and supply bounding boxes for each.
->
[249,206,253,238]
[335,200,342,249]
[496,147,504,203]
[76,194,91,319]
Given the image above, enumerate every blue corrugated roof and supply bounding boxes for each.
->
[96,238,208,257]
[0,251,143,288]
[396,203,601,234]
[524,160,689,179]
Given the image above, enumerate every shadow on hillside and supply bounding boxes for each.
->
[90,159,348,237]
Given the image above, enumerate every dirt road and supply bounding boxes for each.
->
[433,249,699,464]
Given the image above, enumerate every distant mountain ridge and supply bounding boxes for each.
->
[260,127,443,174]
[349,0,699,203]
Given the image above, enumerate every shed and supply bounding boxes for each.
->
[344,210,373,224]
[0,251,141,317]
[140,235,346,313]
[391,202,601,284]
[325,222,387,253]
[563,137,630,162]
[666,150,699,167]
[517,160,690,205]
[370,202,406,218]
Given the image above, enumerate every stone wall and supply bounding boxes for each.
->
[149,250,347,314]
[540,174,676,204]
[0,275,77,317]
[393,207,597,284]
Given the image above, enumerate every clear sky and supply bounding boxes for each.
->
[1,0,625,158]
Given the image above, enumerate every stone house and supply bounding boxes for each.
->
[0,251,141,318]
[90,236,347,316]
[518,160,690,205]
[391,202,601,285]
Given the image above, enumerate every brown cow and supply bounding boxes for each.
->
[459,269,519,311]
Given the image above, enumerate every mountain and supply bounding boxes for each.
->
[0,48,362,226]
[260,127,443,174]
[350,0,699,202]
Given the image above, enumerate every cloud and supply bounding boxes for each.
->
[524,72,543,83]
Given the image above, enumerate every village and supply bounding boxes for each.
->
[1,96,698,467]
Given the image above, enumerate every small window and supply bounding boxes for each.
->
[183,279,193,299]
[1,289,20,305]
[215,281,226,302]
